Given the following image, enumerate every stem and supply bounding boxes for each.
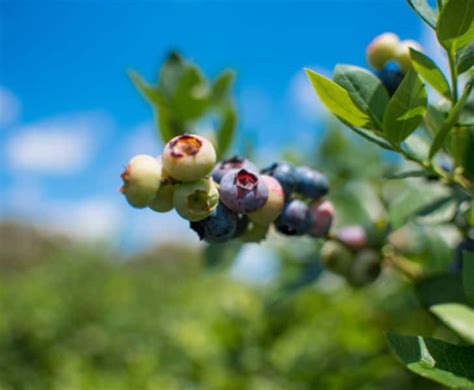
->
[347,125,394,151]
[448,51,458,102]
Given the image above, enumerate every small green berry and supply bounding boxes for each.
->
[173,178,219,221]
[320,241,352,276]
[149,183,176,213]
[348,249,381,287]
[162,134,216,181]
[366,32,400,70]
[120,154,162,208]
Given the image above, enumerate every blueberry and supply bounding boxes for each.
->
[219,169,269,214]
[120,154,162,208]
[320,241,352,276]
[308,200,334,238]
[348,249,381,287]
[162,134,216,182]
[211,156,257,184]
[234,214,250,238]
[377,63,404,96]
[275,199,312,236]
[294,166,329,199]
[248,175,285,225]
[190,203,238,243]
[451,238,474,272]
[173,178,219,221]
[336,225,367,249]
[366,32,400,70]
[261,162,297,199]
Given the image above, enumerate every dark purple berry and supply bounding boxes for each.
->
[377,63,404,96]
[451,238,474,272]
[190,203,238,243]
[275,199,312,236]
[219,169,269,213]
[294,166,329,199]
[261,162,297,199]
[211,156,257,184]
[234,214,250,238]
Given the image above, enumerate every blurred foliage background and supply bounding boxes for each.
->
[0,123,457,389]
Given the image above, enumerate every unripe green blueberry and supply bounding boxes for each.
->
[320,241,352,276]
[120,154,162,208]
[366,32,400,70]
[248,175,285,225]
[395,39,422,73]
[149,183,175,213]
[173,178,219,221]
[348,249,381,287]
[162,134,216,181]
[239,221,270,243]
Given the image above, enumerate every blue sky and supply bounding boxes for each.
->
[0,0,441,250]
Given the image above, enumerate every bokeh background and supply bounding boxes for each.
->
[0,1,452,388]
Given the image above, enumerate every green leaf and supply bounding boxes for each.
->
[416,273,467,308]
[429,80,473,158]
[406,0,437,29]
[437,0,474,52]
[156,105,180,143]
[388,333,474,388]
[464,250,474,305]
[129,70,165,106]
[383,70,427,145]
[431,303,474,343]
[215,105,237,159]
[211,69,235,101]
[333,65,389,131]
[305,68,370,128]
[457,43,474,74]
[409,48,451,98]
[385,169,433,179]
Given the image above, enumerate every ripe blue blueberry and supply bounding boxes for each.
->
[294,166,329,200]
[211,156,257,184]
[377,63,404,96]
[260,162,297,199]
[275,199,312,236]
[219,169,269,214]
[190,203,238,243]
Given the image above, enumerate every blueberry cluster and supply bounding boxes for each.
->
[120,133,334,244]
[321,226,382,287]
[366,32,421,95]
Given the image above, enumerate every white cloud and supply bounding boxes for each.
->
[5,112,111,174]
[123,121,161,158]
[0,86,21,127]
[288,66,330,122]
[46,198,123,241]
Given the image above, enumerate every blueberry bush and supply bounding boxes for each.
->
[122,0,474,387]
